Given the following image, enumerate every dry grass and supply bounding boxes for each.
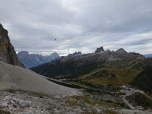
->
[77,68,142,86]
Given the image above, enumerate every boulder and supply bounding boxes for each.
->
[4,96,11,101]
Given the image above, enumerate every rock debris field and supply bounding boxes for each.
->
[0,90,93,114]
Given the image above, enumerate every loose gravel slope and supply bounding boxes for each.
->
[0,62,81,96]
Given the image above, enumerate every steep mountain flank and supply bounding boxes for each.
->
[0,23,25,68]
[129,58,152,94]
[17,51,60,68]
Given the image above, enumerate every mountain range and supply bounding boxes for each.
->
[17,51,60,68]
[31,47,152,94]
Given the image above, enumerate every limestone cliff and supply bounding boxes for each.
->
[0,23,25,68]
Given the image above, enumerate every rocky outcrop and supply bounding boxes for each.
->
[95,46,104,53]
[67,52,82,58]
[17,51,60,68]
[0,23,25,68]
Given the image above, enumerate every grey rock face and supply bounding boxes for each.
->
[0,23,25,68]
[17,51,60,68]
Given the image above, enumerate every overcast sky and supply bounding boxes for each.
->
[0,0,152,56]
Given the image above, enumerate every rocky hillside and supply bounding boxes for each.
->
[0,23,25,68]
[17,51,60,68]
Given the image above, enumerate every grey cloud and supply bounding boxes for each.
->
[0,0,152,56]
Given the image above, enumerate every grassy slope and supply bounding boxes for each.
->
[74,68,141,86]
[31,58,143,87]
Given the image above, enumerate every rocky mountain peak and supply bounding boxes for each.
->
[50,52,60,57]
[115,48,127,55]
[105,49,110,52]
[18,51,29,56]
[0,23,25,68]
[95,46,104,53]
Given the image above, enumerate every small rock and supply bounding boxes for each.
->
[11,100,16,107]
[9,106,14,111]
[0,101,8,108]
[41,111,44,114]
[16,98,20,104]
[19,100,25,105]
[20,103,26,108]
[19,100,26,108]
[25,101,32,107]
[43,96,48,99]
[13,97,17,102]
[4,96,11,101]
[77,99,85,106]
[55,95,60,99]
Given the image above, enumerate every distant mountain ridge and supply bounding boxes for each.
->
[17,51,60,68]
[144,54,152,58]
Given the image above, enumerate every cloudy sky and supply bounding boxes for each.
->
[0,0,152,56]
